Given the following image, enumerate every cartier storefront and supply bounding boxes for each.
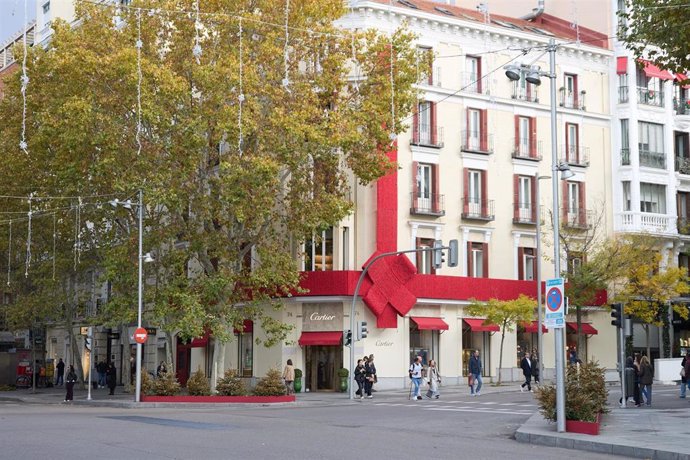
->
[298,303,344,392]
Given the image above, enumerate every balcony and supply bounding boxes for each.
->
[639,148,666,169]
[461,197,495,221]
[560,145,590,167]
[676,156,690,174]
[511,84,539,103]
[678,217,690,235]
[559,89,586,110]
[511,139,543,161]
[460,131,493,155]
[410,124,444,149]
[513,202,537,225]
[460,72,490,95]
[621,148,631,165]
[410,192,445,217]
[674,99,690,115]
[617,211,676,233]
[618,86,629,103]
[562,207,592,229]
[637,87,665,107]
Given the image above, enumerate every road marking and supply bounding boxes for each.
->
[478,402,498,405]
[425,407,533,415]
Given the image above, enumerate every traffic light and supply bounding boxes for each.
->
[448,239,458,268]
[343,330,352,347]
[358,321,368,340]
[610,303,623,328]
[433,239,444,269]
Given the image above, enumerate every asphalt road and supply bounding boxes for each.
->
[0,389,626,460]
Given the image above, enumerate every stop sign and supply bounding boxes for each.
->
[133,327,148,344]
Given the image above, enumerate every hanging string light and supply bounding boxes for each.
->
[282,0,290,90]
[74,197,82,270]
[238,17,244,156]
[6,220,11,286]
[24,194,32,278]
[52,213,56,281]
[193,0,203,63]
[19,0,29,154]
[136,10,143,156]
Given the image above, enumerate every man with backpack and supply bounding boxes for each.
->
[409,356,424,401]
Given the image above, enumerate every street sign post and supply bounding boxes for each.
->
[545,278,565,329]
[133,327,148,344]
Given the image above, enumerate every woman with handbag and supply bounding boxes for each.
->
[426,360,441,399]
[364,356,376,399]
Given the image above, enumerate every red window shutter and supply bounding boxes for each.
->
[565,124,570,160]
[530,177,537,222]
[518,247,525,280]
[467,242,474,277]
[430,102,438,145]
[413,105,419,144]
[578,182,586,226]
[575,124,580,163]
[562,181,569,223]
[465,108,470,148]
[463,168,470,214]
[514,115,520,152]
[482,243,489,278]
[513,174,520,220]
[412,161,419,211]
[416,237,423,269]
[573,75,579,107]
[529,117,537,157]
[480,170,488,217]
[476,58,482,93]
[480,109,488,151]
[432,164,440,212]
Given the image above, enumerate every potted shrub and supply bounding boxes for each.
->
[216,369,247,396]
[253,368,287,396]
[293,368,303,393]
[186,367,211,396]
[337,368,349,392]
[534,360,608,435]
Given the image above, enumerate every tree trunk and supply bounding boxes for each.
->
[576,305,583,358]
[645,324,651,360]
[165,332,174,371]
[497,326,506,386]
[210,339,225,394]
[120,324,132,392]
[662,304,671,358]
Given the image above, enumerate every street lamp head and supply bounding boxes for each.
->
[122,200,133,210]
[504,64,522,81]
[109,198,120,208]
[143,252,155,263]
[525,65,543,85]
[557,163,575,180]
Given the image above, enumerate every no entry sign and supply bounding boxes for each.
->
[133,327,148,344]
[544,278,565,329]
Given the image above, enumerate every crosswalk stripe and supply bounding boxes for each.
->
[425,407,532,415]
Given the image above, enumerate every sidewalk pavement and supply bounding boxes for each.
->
[7,382,690,459]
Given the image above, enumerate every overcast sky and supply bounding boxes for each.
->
[0,0,37,45]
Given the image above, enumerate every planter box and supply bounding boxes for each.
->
[566,413,601,435]
[141,395,295,403]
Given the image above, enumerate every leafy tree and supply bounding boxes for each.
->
[466,294,535,385]
[620,0,690,74]
[0,0,419,386]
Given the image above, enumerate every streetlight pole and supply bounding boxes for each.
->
[535,172,550,384]
[546,38,567,433]
[135,189,143,404]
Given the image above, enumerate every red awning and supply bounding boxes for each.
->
[616,56,627,75]
[463,318,499,333]
[640,59,674,80]
[520,321,548,333]
[233,319,253,334]
[298,331,343,346]
[189,331,210,347]
[411,316,449,330]
[566,322,598,335]
[676,73,690,89]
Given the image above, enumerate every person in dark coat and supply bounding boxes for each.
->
[639,355,654,406]
[681,352,690,398]
[364,356,376,399]
[106,362,117,395]
[97,360,107,388]
[520,352,533,393]
[531,349,540,385]
[354,359,366,398]
[55,358,65,387]
[64,365,77,402]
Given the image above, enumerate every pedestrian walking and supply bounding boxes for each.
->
[425,360,441,399]
[681,352,690,398]
[97,360,107,388]
[106,362,117,395]
[282,359,295,395]
[409,356,423,400]
[639,355,654,406]
[55,358,65,387]
[65,365,77,402]
[469,350,483,396]
[354,359,366,398]
[520,352,533,393]
[364,356,376,399]
[531,349,540,385]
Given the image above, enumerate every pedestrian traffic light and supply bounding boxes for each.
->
[358,321,368,340]
[84,336,92,351]
[448,239,459,268]
[610,303,623,328]
[343,330,352,346]
[433,239,444,269]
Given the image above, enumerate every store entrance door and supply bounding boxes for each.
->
[305,345,342,392]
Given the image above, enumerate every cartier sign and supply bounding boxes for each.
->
[302,303,342,332]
